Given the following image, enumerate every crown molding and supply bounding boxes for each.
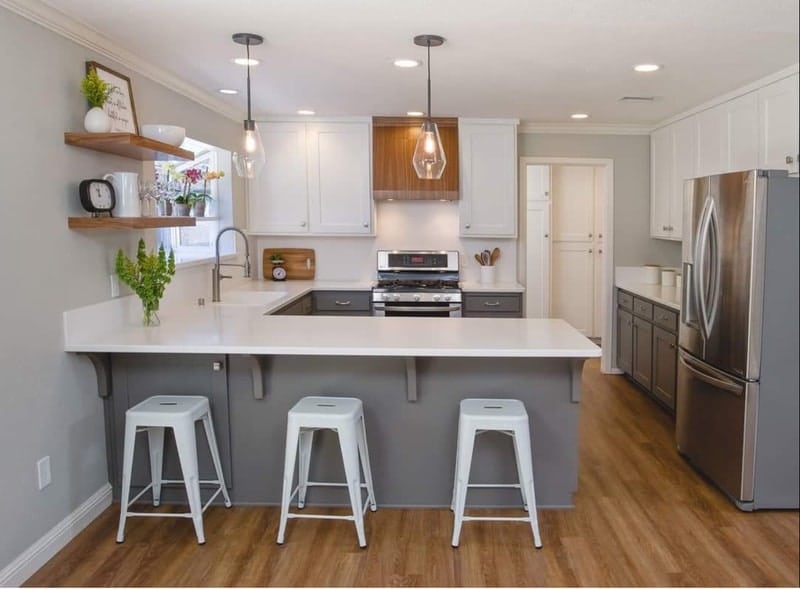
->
[0,0,242,123]
[518,122,653,135]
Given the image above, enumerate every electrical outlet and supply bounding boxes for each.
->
[110,274,120,298]
[37,456,51,490]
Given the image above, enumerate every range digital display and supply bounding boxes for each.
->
[388,253,448,268]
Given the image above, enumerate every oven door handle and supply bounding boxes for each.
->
[373,304,462,313]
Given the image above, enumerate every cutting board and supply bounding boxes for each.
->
[262,248,316,280]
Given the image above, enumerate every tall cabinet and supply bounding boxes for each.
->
[525,165,550,318]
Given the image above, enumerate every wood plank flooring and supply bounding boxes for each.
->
[25,359,800,586]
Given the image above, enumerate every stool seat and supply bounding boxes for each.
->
[277,395,376,547]
[451,398,542,549]
[116,394,231,545]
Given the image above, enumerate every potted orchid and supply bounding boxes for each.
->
[168,166,202,216]
[189,169,225,217]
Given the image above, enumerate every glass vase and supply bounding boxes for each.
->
[142,302,160,327]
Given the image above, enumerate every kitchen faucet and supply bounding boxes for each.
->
[212,226,251,302]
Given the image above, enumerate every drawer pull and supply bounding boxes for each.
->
[334,300,352,306]
[484,301,501,307]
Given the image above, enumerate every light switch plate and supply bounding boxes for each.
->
[37,456,51,490]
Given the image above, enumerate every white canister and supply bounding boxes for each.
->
[675,274,682,292]
[479,265,496,284]
[104,172,141,217]
[642,265,661,284]
[661,269,676,287]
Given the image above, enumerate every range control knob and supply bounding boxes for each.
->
[413,294,421,302]
[444,295,451,302]
[433,294,441,301]
[382,293,389,301]
[393,294,401,302]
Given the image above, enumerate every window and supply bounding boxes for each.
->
[153,138,235,264]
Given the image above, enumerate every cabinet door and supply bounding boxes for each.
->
[726,91,759,173]
[247,122,309,234]
[695,106,728,177]
[307,121,373,234]
[670,116,696,240]
[459,119,518,237]
[632,316,653,391]
[551,241,594,335]
[652,326,677,410]
[617,307,633,374]
[526,164,550,203]
[551,165,595,242]
[758,74,800,171]
[650,126,673,239]
[525,201,550,318]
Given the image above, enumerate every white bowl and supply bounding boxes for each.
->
[140,124,186,146]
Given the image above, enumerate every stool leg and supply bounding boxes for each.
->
[451,424,476,548]
[356,416,377,512]
[339,423,366,548]
[450,416,463,511]
[116,420,138,543]
[297,429,314,509]
[277,422,300,544]
[146,426,165,507]
[511,431,529,512]
[202,413,232,508]
[173,422,205,545]
[513,425,542,548]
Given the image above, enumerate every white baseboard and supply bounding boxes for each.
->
[0,483,112,587]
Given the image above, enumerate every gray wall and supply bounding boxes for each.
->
[0,7,240,572]
[517,132,682,269]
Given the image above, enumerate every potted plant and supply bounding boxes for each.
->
[167,166,202,216]
[189,169,224,217]
[115,238,176,326]
[80,66,114,133]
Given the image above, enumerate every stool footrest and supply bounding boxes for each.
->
[466,483,521,488]
[305,481,369,488]
[288,513,356,521]
[462,515,532,522]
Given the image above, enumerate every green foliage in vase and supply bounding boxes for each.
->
[115,239,176,325]
[80,67,114,108]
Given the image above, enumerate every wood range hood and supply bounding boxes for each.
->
[372,116,459,201]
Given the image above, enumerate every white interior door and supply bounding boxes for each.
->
[551,241,595,336]
[526,201,550,318]
[551,166,595,242]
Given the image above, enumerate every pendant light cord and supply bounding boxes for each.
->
[246,41,253,122]
[426,41,432,119]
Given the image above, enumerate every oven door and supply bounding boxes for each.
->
[373,302,462,317]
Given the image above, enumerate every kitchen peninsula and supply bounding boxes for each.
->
[64,282,600,509]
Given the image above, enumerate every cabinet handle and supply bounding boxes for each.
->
[787,155,795,164]
[669,343,676,349]
[668,225,674,231]
[626,320,632,326]
[300,221,307,227]
[588,248,593,253]
[598,233,603,239]
[334,300,352,306]
[362,222,369,228]
[484,301,501,307]
[588,232,593,238]
[465,223,471,229]
[212,361,223,372]
[662,225,668,231]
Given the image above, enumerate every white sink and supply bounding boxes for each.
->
[215,290,288,307]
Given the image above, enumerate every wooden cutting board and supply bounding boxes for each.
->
[262,248,316,280]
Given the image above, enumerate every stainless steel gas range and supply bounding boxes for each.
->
[372,250,462,317]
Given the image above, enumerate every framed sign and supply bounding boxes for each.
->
[85,61,139,135]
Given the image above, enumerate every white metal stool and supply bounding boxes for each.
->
[451,398,542,548]
[277,396,377,547]
[116,395,231,545]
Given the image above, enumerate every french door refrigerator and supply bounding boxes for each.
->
[677,170,799,511]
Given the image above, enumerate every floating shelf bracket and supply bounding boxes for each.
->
[247,355,265,400]
[405,357,418,402]
[81,352,112,398]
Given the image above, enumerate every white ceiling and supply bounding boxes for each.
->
[37,0,800,125]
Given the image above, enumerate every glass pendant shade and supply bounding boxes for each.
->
[412,119,446,180]
[233,120,266,179]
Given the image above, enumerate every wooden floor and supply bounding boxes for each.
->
[26,359,799,587]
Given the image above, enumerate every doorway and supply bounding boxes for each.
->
[519,157,615,373]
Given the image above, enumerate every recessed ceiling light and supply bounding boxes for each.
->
[232,57,260,66]
[218,88,238,95]
[394,59,420,68]
[407,111,424,117]
[571,113,589,119]
[297,109,315,115]
[634,63,660,72]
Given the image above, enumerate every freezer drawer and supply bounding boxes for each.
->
[676,349,757,506]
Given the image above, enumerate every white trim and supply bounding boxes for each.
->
[518,123,652,135]
[518,156,615,375]
[0,483,112,587]
[0,0,240,123]
[653,63,800,130]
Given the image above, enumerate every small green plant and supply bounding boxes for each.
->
[80,67,114,108]
[270,253,284,263]
[188,191,214,205]
[115,239,176,326]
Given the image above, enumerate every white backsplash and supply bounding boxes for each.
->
[254,201,518,283]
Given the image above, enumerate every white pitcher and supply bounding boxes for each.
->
[103,172,141,217]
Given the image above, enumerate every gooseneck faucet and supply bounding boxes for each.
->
[212,226,251,302]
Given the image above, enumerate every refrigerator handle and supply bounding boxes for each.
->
[695,198,714,339]
[678,351,744,396]
[681,262,695,326]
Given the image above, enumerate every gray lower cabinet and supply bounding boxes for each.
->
[313,290,371,315]
[462,292,523,318]
[107,354,232,502]
[273,293,313,315]
[616,288,678,413]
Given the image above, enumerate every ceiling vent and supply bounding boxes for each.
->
[620,96,656,102]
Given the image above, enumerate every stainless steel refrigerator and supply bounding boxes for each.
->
[677,170,799,511]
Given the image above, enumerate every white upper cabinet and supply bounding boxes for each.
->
[247,119,373,235]
[247,122,309,234]
[459,119,518,237]
[695,106,727,177]
[651,116,695,241]
[758,74,799,172]
[306,122,373,234]
[726,91,759,173]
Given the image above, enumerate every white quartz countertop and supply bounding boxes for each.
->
[460,281,525,293]
[615,280,681,311]
[63,279,598,358]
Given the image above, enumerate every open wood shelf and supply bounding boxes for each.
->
[64,132,195,161]
[68,216,197,229]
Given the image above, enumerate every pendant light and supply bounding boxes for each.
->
[412,34,446,180]
[232,32,266,179]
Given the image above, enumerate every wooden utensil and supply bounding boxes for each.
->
[261,248,316,279]
[481,250,491,265]
[490,247,500,265]
[474,253,484,266]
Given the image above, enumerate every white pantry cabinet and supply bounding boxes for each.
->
[758,74,799,173]
[248,119,373,235]
[650,117,694,241]
[525,200,550,318]
[459,119,518,237]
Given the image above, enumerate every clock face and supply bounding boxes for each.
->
[272,266,287,281]
[79,179,116,213]
[91,183,113,209]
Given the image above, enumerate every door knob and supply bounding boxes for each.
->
[465,223,471,229]
[588,248,593,253]
[544,233,549,238]
[588,233,593,238]
[598,249,603,254]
